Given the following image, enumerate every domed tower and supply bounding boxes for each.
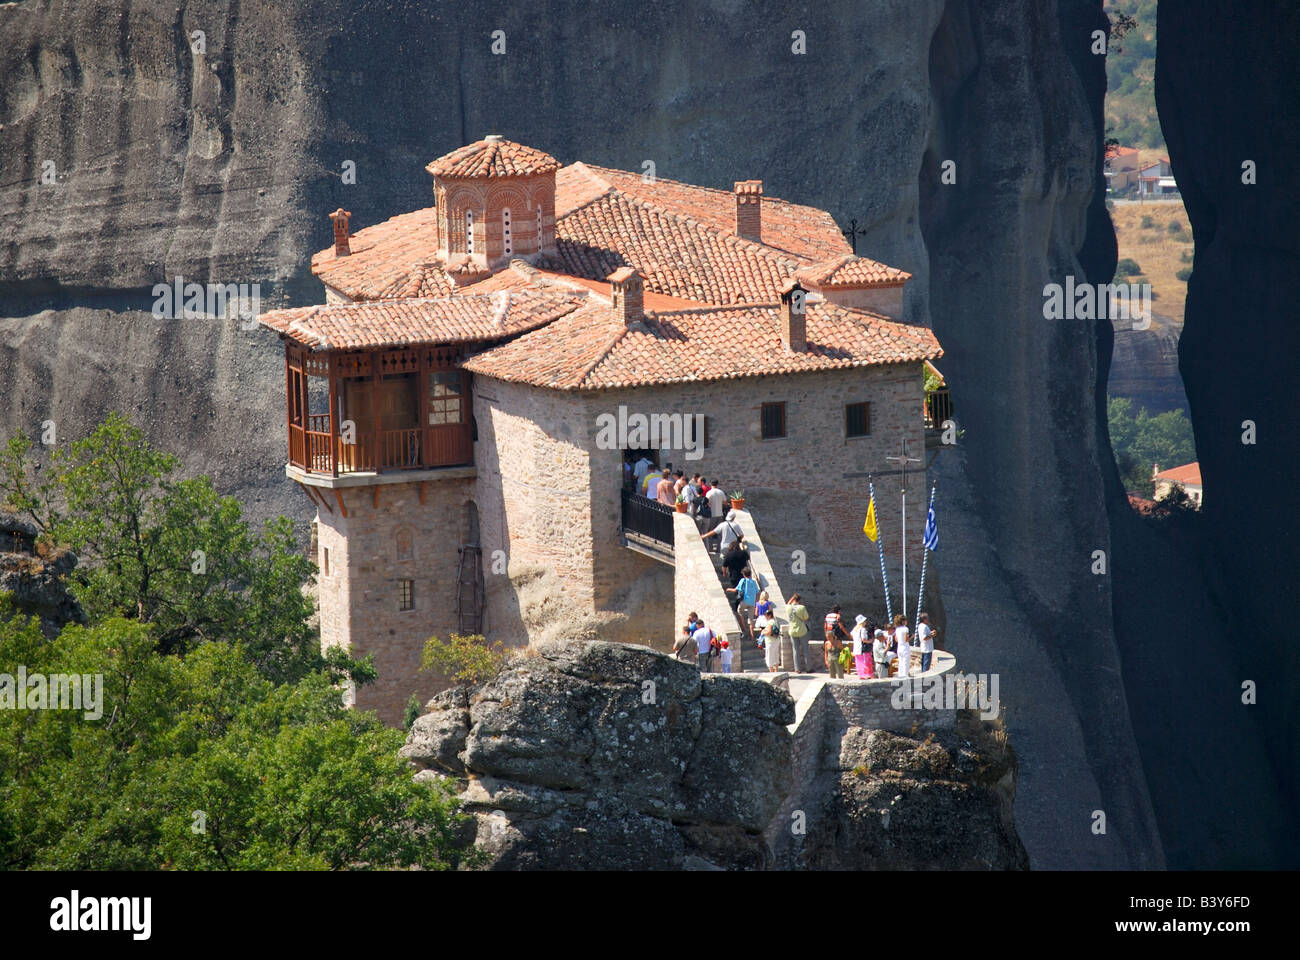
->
[427,135,561,270]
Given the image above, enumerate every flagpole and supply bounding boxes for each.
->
[916,485,936,625]
[869,480,892,623]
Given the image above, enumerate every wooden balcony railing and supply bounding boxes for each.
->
[289,422,473,475]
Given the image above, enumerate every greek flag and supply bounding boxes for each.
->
[923,502,938,551]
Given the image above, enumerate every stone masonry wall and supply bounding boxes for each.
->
[314,475,474,725]
[584,364,930,625]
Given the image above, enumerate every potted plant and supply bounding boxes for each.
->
[674,492,690,513]
[730,489,745,511]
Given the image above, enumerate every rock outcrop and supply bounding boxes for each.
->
[0,512,83,635]
[401,640,795,870]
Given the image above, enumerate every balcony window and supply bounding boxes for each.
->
[429,370,465,425]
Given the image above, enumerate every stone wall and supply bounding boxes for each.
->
[586,365,930,623]
[314,473,474,725]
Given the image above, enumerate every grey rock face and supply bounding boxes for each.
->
[403,640,794,870]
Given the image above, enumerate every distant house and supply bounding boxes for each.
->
[1104,145,1140,191]
[1138,157,1178,197]
[1152,461,1202,505]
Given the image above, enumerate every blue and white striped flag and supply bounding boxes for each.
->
[923,501,938,551]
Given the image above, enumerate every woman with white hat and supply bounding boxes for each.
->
[851,614,870,678]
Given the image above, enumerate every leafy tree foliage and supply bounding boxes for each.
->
[1107,397,1197,498]
[0,610,479,870]
[0,415,481,870]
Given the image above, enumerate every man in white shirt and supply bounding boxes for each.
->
[634,456,653,486]
[702,511,744,552]
[873,629,889,679]
[916,612,935,673]
[691,620,715,673]
[705,480,727,519]
[895,615,912,678]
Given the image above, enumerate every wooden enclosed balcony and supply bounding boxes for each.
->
[284,343,473,477]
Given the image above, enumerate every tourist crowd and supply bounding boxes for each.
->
[629,454,939,678]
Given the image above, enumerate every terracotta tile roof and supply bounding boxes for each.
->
[459,262,705,310]
[549,189,802,305]
[258,290,584,352]
[310,207,451,300]
[1154,461,1201,486]
[309,155,904,308]
[1105,145,1139,159]
[795,253,910,288]
[558,162,853,262]
[462,300,941,391]
[425,137,561,179]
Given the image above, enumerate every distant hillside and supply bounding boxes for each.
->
[1105,0,1162,149]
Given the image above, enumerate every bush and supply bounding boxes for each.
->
[1167,220,1183,232]
[1173,232,1193,243]
[1140,215,1155,228]
[1115,258,1142,278]
[421,633,509,685]
[1180,249,1194,263]
[1176,268,1193,281]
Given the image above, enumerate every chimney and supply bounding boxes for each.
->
[329,208,352,256]
[779,278,807,352]
[734,180,763,241]
[608,267,644,325]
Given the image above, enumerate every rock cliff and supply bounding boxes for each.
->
[400,640,1027,870]
[2,0,1294,866]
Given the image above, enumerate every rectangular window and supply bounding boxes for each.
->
[398,579,414,611]
[845,401,871,438]
[465,210,474,255]
[760,402,786,440]
[428,370,465,425]
[502,208,512,256]
[321,546,330,577]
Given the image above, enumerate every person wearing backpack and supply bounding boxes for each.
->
[691,619,716,673]
[823,605,850,678]
[727,569,760,641]
[786,593,810,672]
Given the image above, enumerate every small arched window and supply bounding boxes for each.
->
[502,207,512,256]
[465,209,475,255]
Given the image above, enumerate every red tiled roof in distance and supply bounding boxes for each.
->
[310,207,448,300]
[463,300,942,391]
[557,162,853,263]
[1154,461,1201,485]
[426,136,562,179]
[1105,145,1139,160]
[796,253,911,288]
[258,289,585,352]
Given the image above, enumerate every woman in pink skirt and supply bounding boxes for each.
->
[851,615,871,678]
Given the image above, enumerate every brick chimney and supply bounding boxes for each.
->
[608,266,644,325]
[329,208,352,256]
[734,180,763,241]
[779,278,807,352]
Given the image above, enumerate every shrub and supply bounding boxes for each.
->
[421,633,509,685]
[1140,215,1155,228]
[1167,220,1183,232]
[1180,249,1194,263]
[1176,268,1193,281]
[1115,258,1142,278]
[1174,232,1193,243]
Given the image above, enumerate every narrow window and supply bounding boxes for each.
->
[760,402,786,439]
[321,546,330,577]
[398,579,414,611]
[428,370,465,425]
[845,401,871,438]
[502,207,512,256]
[465,209,475,255]
[536,205,544,245]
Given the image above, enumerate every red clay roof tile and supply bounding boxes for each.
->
[425,137,561,178]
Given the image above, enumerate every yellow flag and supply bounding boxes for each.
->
[863,494,878,542]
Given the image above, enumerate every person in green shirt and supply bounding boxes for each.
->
[786,593,810,672]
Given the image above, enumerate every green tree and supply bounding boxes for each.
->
[0,610,480,870]
[1,414,321,683]
[1107,397,1197,497]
